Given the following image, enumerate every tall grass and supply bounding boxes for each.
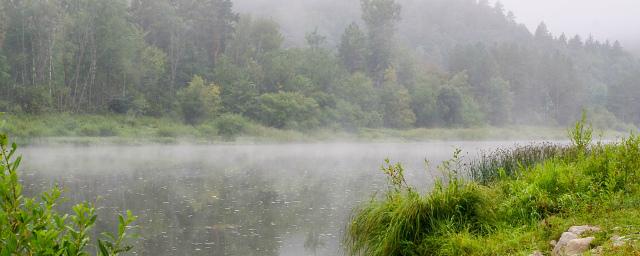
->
[346,117,640,255]
[467,143,577,185]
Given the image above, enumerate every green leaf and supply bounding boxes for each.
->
[98,240,110,256]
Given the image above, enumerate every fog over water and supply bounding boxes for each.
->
[19,142,532,255]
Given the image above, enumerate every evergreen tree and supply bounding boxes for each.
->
[568,35,583,48]
[339,23,368,73]
[305,28,326,50]
[361,0,401,86]
[534,22,552,41]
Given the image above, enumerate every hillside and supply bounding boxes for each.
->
[0,0,639,138]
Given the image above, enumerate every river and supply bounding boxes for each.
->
[19,141,535,255]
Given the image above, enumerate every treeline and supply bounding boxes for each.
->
[0,0,639,130]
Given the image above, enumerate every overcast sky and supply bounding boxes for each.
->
[495,0,640,48]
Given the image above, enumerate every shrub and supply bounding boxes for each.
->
[177,75,222,125]
[215,113,249,138]
[13,86,53,114]
[437,86,464,127]
[156,128,177,138]
[108,96,133,114]
[0,119,137,254]
[79,124,100,137]
[98,123,118,137]
[256,91,320,129]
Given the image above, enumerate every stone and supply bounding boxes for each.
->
[550,240,557,247]
[553,232,579,255]
[611,235,626,247]
[564,237,595,256]
[552,225,602,256]
[567,225,601,236]
[530,251,544,256]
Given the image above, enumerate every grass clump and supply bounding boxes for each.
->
[346,116,640,255]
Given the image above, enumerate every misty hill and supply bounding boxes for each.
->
[236,0,640,127]
[630,42,640,56]
[0,0,639,134]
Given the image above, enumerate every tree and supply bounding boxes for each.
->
[305,28,326,50]
[409,74,441,127]
[0,0,5,49]
[485,77,513,125]
[334,72,383,128]
[534,22,552,41]
[568,35,583,48]
[336,72,378,110]
[339,23,367,73]
[256,92,320,129]
[177,75,222,124]
[380,69,416,128]
[176,0,237,68]
[558,33,568,45]
[226,15,283,66]
[437,86,463,127]
[361,0,402,85]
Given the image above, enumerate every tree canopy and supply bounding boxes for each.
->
[1,0,639,130]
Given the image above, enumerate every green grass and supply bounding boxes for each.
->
[346,123,640,255]
[0,113,310,145]
[0,114,631,145]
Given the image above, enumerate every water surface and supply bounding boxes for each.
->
[20,141,529,256]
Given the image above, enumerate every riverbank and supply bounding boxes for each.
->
[346,122,640,255]
[0,114,631,145]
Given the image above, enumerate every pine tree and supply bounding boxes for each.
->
[534,22,552,41]
[361,0,401,86]
[339,23,368,73]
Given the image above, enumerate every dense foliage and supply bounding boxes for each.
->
[0,117,137,254]
[0,0,638,131]
[346,118,640,255]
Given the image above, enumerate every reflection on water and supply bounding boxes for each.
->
[20,142,527,256]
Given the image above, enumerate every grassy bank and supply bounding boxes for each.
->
[347,120,640,255]
[0,114,631,145]
[0,113,309,145]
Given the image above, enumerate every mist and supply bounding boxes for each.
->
[495,0,640,53]
[19,142,522,255]
[2,0,640,254]
[233,0,640,52]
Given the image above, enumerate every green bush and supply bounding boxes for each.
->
[156,126,179,138]
[13,86,53,114]
[177,75,222,125]
[0,119,137,254]
[215,113,250,138]
[79,124,100,137]
[256,91,320,129]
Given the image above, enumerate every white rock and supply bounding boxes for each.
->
[564,237,595,256]
[530,251,544,256]
[567,225,601,236]
[552,226,602,255]
[553,232,579,255]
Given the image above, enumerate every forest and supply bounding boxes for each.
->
[0,0,639,132]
